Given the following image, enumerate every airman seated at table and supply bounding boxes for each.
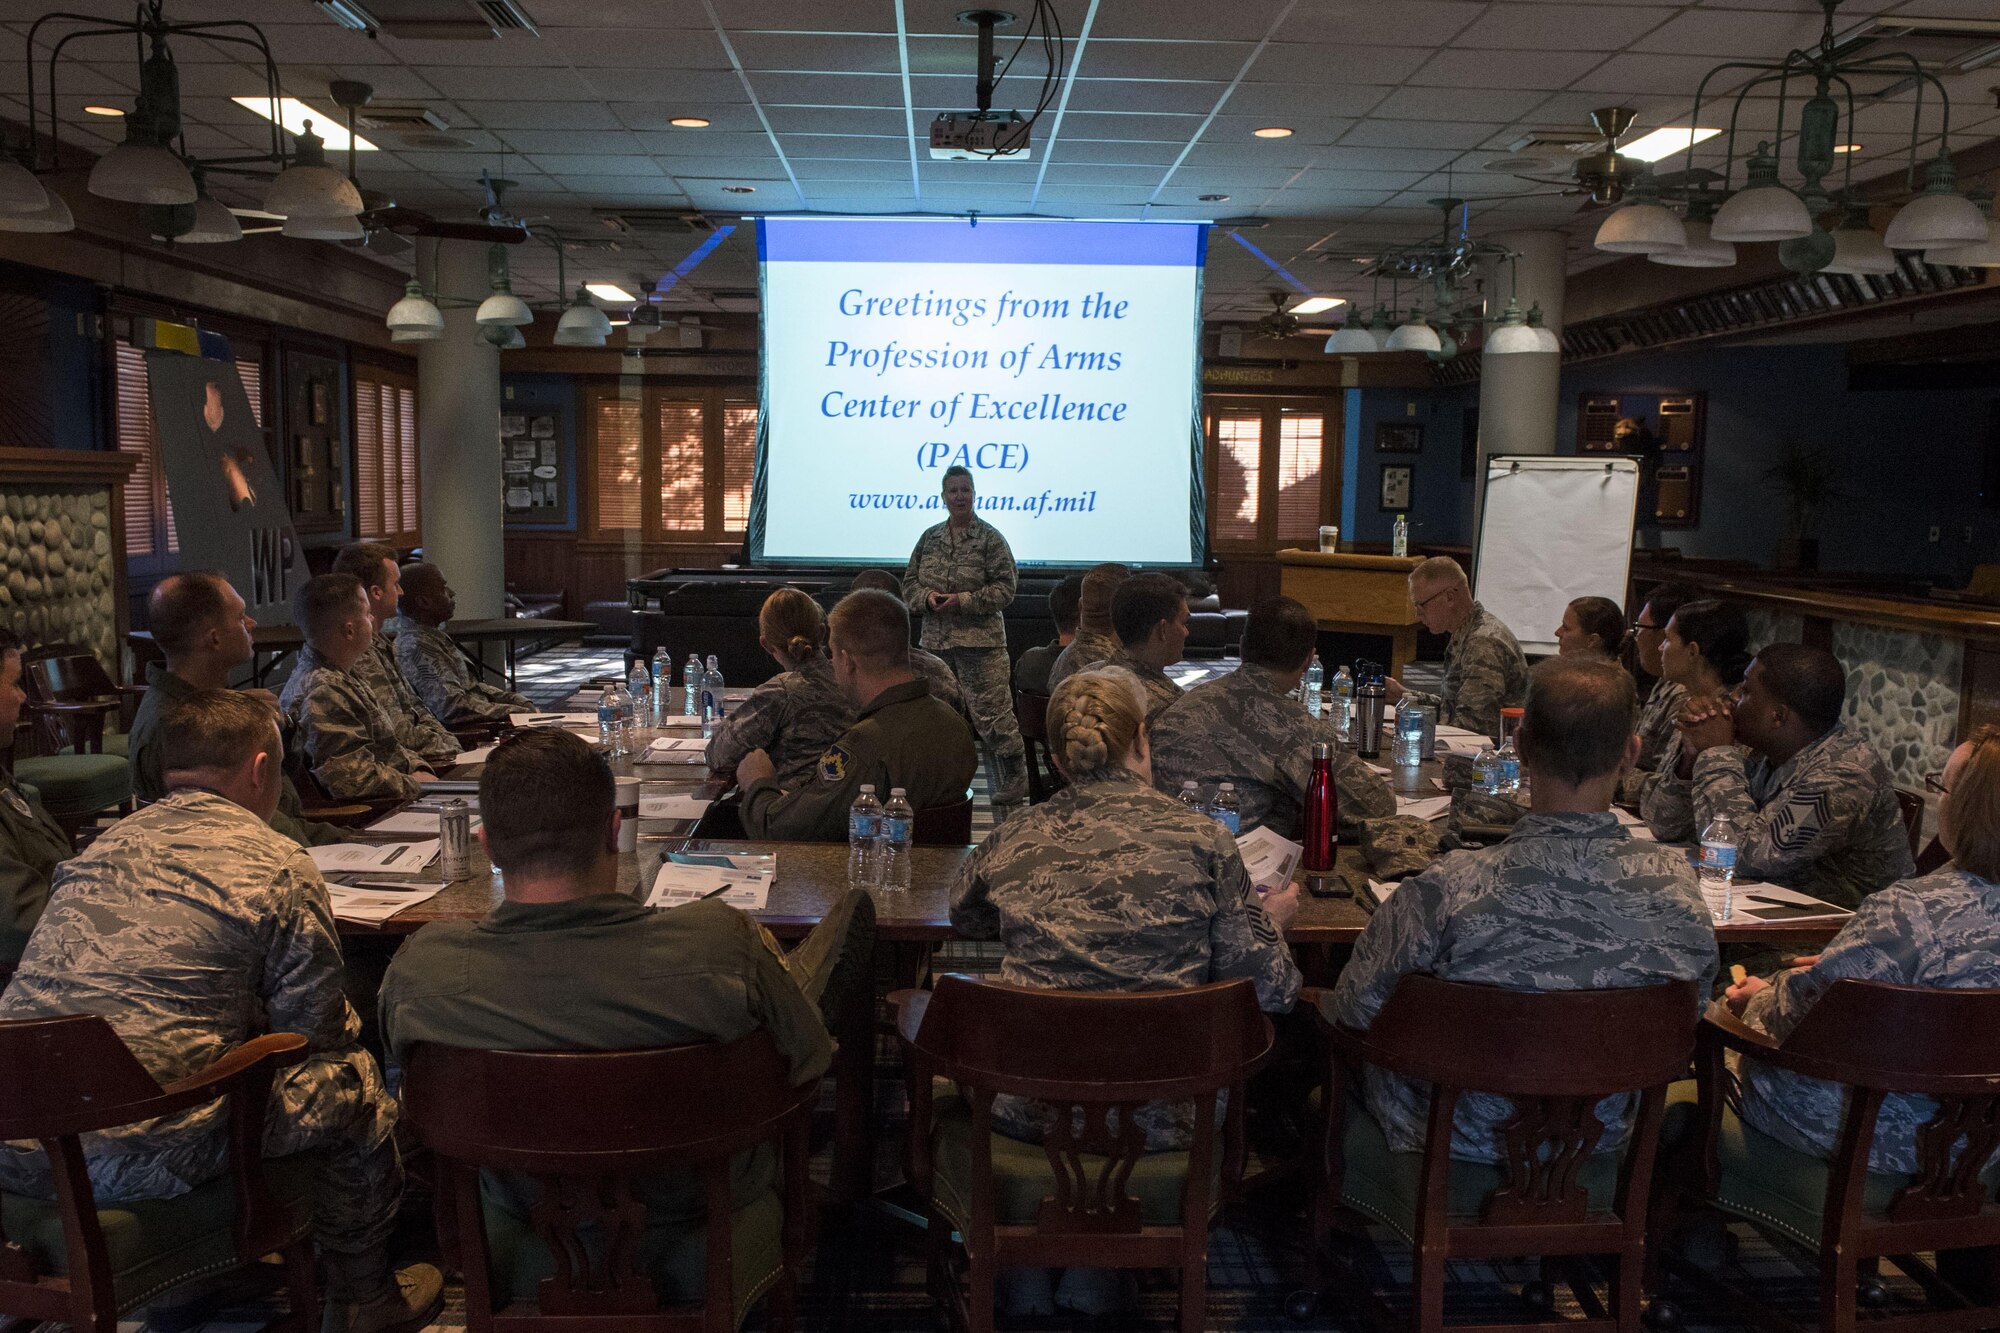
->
[1333,656,1717,1161]
[331,542,461,768]
[1636,598,1753,830]
[1555,595,1626,661]
[129,570,347,847]
[0,689,437,1333]
[706,588,856,788]
[1102,572,1188,723]
[380,728,867,1305]
[1014,571,1083,696]
[848,568,963,713]
[1648,642,1913,909]
[280,573,441,803]
[738,590,977,841]
[1046,562,1129,692]
[1382,556,1528,742]
[0,628,68,976]
[1623,581,1700,800]
[393,562,533,728]
[1149,595,1393,839]
[1723,725,2000,1173]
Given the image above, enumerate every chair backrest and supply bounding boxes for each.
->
[402,1032,816,1323]
[913,794,972,845]
[0,1015,166,1138]
[1894,788,1924,858]
[22,648,118,706]
[1014,690,1049,742]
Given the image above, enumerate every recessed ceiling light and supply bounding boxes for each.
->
[1253,127,1293,139]
[1289,296,1345,314]
[585,282,635,303]
[1834,142,1863,153]
[1199,193,1230,202]
[670,117,711,128]
[1619,126,1720,163]
[83,105,124,118]
[230,96,377,151]
[722,185,756,194]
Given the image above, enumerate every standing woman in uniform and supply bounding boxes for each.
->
[902,465,1029,807]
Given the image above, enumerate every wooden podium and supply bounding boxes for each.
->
[1276,549,1423,678]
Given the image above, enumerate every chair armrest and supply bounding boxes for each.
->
[888,988,931,1047]
[1699,1001,1781,1057]
[161,1032,311,1099]
[182,1033,313,1260]
[25,699,117,718]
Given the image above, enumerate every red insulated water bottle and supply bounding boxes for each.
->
[1302,740,1338,875]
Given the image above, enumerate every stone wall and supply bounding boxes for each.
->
[0,487,118,668]
[1743,607,1803,655]
[1834,623,1960,835]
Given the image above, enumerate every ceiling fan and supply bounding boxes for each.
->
[318,81,528,246]
[1488,107,1723,208]
[1247,290,1342,342]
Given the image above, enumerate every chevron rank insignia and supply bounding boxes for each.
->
[1767,790,1832,851]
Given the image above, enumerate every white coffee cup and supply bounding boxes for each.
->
[615,776,641,853]
[1318,525,1340,552]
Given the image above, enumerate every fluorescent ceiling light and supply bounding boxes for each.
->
[1253,126,1293,138]
[230,96,377,151]
[83,105,123,117]
[1835,143,1862,153]
[585,282,635,303]
[1288,296,1345,314]
[1620,126,1721,163]
[669,117,710,128]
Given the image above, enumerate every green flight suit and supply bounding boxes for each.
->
[0,778,67,969]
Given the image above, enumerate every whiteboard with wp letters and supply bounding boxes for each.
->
[1473,456,1641,658]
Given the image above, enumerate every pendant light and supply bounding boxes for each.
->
[281,212,364,241]
[1384,306,1441,353]
[554,287,613,346]
[0,159,48,215]
[1821,200,1895,275]
[1323,313,1381,354]
[483,323,526,351]
[1483,298,1543,355]
[1524,304,1560,354]
[263,120,363,219]
[88,33,197,206]
[1885,153,1990,251]
[1926,190,2000,267]
[385,280,445,340]
[1594,170,1687,255]
[1711,143,1812,243]
[476,245,534,327]
[153,167,241,243]
[1650,193,1736,268]
[0,189,74,233]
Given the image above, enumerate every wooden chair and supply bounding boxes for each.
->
[0,1016,320,1331]
[1894,788,1924,860]
[21,645,145,754]
[401,1032,820,1333]
[1300,976,1700,1333]
[1012,690,1059,803]
[914,794,973,845]
[894,974,1273,1333]
[1658,983,2000,1333]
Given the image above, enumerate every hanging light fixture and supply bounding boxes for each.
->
[149,166,241,243]
[1524,304,1560,354]
[1650,192,1736,268]
[554,287,613,346]
[0,189,73,233]
[1884,153,1990,251]
[1323,297,1382,355]
[1820,199,1896,275]
[87,28,198,206]
[1383,307,1441,354]
[1710,144,1812,243]
[1482,299,1542,355]
[476,245,534,327]
[281,211,363,241]
[1925,190,2000,267]
[483,323,526,351]
[386,279,445,339]
[1594,170,1687,255]
[0,157,48,215]
[263,120,362,219]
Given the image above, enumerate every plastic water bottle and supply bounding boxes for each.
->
[879,787,914,892]
[1698,814,1738,922]
[626,659,652,737]
[1303,653,1324,717]
[1392,706,1426,768]
[1497,735,1522,793]
[1472,743,1502,794]
[651,648,672,726]
[1392,512,1409,558]
[1208,783,1241,835]
[682,652,703,716]
[1329,665,1353,740]
[700,655,725,739]
[596,689,618,751]
[848,784,883,888]
[1177,779,1203,813]
[600,681,629,756]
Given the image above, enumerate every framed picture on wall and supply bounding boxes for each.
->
[1379,464,1413,512]
[309,380,330,426]
[1375,421,1424,452]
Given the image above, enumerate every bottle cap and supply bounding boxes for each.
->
[1311,741,1331,760]
[1181,780,1197,790]
[1219,783,1235,792]
[890,787,906,796]
[859,784,875,794]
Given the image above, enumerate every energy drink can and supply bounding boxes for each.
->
[439,799,473,882]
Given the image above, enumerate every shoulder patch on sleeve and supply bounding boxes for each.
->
[818,745,852,783]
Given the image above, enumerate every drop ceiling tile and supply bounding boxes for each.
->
[584,69,750,103]
[537,0,709,25]
[524,153,667,176]
[721,1,898,33]
[1077,41,1258,82]
[726,31,902,72]
[1277,1,1486,47]
[1632,9,1830,57]
[1340,120,1509,150]
[783,134,910,159]
[806,193,923,213]
[1406,47,1610,90]
[1052,138,1189,165]
[1292,168,1440,191]
[1054,111,1206,142]
[1175,166,1315,189]
[545,27,730,67]
[1179,139,1322,168]
[1223,83,1396,119]
[1368,86,1554,122]
[372,32,557,66]
[424,66,604,100]
[1450,4,1675,51]
[615,103,766,132]
[1569,52,1750,97]
[1088,0,1300,43]
[256,23,401,65]
[1061,80,1234,115]
[499,129,649,155]
[766,106,911,136]
[638,132,789,163]
[750,71,905,107]
[1250,44,1435,86]
[1037,162,1171,186]
[791,158,915,180]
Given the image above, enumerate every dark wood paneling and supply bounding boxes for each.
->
[1216,556,1284,611]
[505,533,737,609]
[1962,642,2000,741]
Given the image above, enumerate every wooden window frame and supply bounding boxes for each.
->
[351,363,421,548]
[1202,393,1343,556]
[584,382,758,544]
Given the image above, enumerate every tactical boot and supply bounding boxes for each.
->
[320,1261,444,1333]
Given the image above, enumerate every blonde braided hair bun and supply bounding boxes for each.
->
[759,587,826,664]
[1047,666,1146,778]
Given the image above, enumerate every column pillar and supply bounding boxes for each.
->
[415,241,504,618]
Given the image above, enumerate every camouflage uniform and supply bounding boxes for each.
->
[902,516,1026,801]
[1104,647,1182,723]
[127,663,347,848]
[1736,867,2000,1173]
[280,644,430,802]
[909,646,964,714]
[1402,601,1529,742]
[950,768,1302,1149]
[1621,678,1687,804]
[0,791,402,1258]
[740,679,977,842]
[0,778,66,970]
[1148,664,1395,839]
[394,622,532,728]
[1641,722,1913,908]
[705,651,856,789]
[1331,812,1716,1159]
[350,631,461,767]
[1047,628,1119,693]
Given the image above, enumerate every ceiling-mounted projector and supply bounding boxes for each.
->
[930,110,1032,161]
